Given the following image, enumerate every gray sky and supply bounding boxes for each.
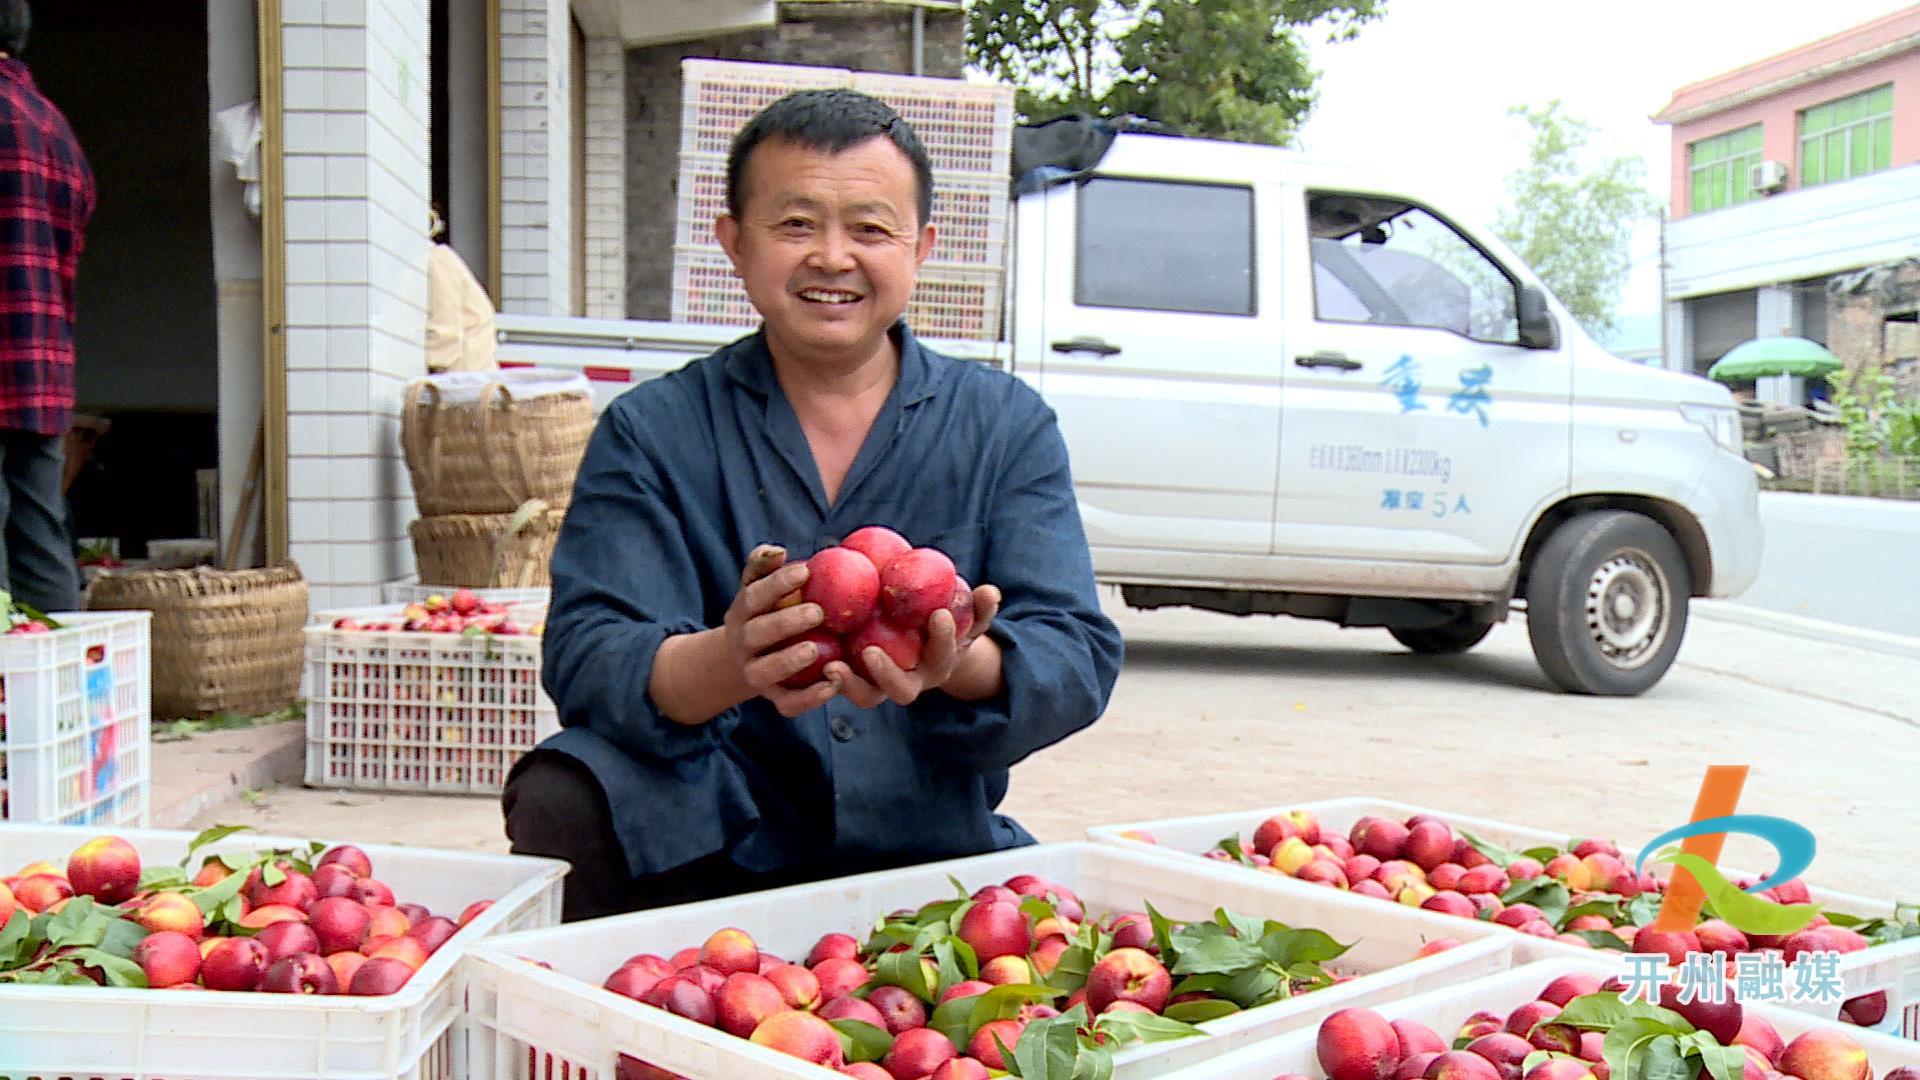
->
[1295,0,1919,335]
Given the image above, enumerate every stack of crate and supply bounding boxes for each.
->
[671,60,1013,342]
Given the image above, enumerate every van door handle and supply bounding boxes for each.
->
[1295,351,1362,371]
[1052,336,1122,356]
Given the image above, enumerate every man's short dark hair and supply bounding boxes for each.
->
[726,88,934,230]
[0,0,28,58]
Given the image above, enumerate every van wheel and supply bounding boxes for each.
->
[1526,510,1690,695]
[1389,617,1494,655]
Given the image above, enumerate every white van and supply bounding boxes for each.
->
[498,125,1763,697]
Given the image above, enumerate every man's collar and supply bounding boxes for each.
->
[0,57,31,89]
[724,321,939,405]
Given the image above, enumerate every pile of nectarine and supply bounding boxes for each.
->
[0,831,497,995]
[779,526,973,687]
[1179,808,1901,1030]
[1305,972,1910,1080]
[594,869,1459,1078]
[330,588,541,636]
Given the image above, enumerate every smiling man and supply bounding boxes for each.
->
[502,89,1123,921]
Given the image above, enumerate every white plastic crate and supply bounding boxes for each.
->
[672,153,1009,267]
[303,607,555,795]
[464,841,1514,1079]
[1159,958,1920,1079]
[380,580,551,608]
[680,60,1015,176]
[1090,797,1920,1038]
[0,610,150,826]
[0,823,565,1080]
[672,245,1006,341]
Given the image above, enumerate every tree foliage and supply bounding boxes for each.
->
[966,0,1384,146]
[1492,101,1658,340]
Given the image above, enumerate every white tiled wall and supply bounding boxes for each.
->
[583,34,626,319]
[499,0,573,315]
[281,0,430,613]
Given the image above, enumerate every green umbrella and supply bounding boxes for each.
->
[1708,336,1843,381]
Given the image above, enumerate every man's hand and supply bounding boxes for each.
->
[724,545,839,718]
[827,583,1003,707]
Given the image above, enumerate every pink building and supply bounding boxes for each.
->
[1653,7,1920,393]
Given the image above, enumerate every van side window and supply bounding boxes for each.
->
[1307,193,1519,345]
[1076,178,1255,316]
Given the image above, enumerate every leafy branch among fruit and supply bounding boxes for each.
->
[1307,970,1916,1080]
[1190,809,1909,1029]
[0,589,61,635]
[594,870,1458,1079]
[0,826,497,995]
[329,588,542,636]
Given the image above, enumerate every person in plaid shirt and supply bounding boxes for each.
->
[0,0,92,613]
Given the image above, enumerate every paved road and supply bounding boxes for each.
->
[1732,492,1920,637]
[184,593,1920,902]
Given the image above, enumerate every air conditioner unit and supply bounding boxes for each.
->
[1750,159,1789,194]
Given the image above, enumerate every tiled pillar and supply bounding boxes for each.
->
[280,0,431,612]
[582,34,627,319]
[1662,300,1692,373]
[499,0,573,315]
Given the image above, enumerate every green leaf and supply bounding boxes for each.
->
[260,861,287,887]
[935,937,976,990]
[1169,924,1266,976]
[98,914,150,958]
[947,874,971,900]
[1604,1021,1681,1080]
[1221,964,1286,1008]
[1021,896,1059,926]
[138,865,192,891]
[1568,930,1632,952]
[1258,927,1351,969]
[1215,907,1271,943]
[46,898,109,950]
[1688,1034,1744,1080]
[1558,993,1690,1033]
[1169,973,1234,997]
[179,824,255,870]
[1164,997,1241,1024]
[1522,846,1563,863]
[1626,893,1665,928]
[875,948,936,1004]
[1044,941,1096,992]
[1094,1008,1206,1045]
[188,865,254,919]
[1499,877,1572,926]
[1522,1051,1553,1073]
[968,984,1063,1033]
[1640,1034,1694,1080]
[73,947,147,988]
[930,993,984,1049]
[1458,828,1517,868]
[830,1019,893,1064]
[1561,895,1626,925]
[1073,1045,1115,1080]
[1656,852,1820,936]
[1144,901,1178,967]
[1011,1009,1085,1080]
[1217,835,1250,865]
[0,908,32,969]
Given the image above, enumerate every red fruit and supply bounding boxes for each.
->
[1426,1051,1504,1080]
[1467,1032,1534,1075]
[66,836,141,905]
[202,937,271,992]
[309,897,373,955]
[1422,890,1477,919]
[132,929,202,989]
[1403,820,1456,871]
[255,920,322,962]
[457,899,493,927]
[1109,912,1154,952]
[881,1027,956,1079]
[807,933,859,968]
[262,952,340,995]
[698,927,760,976]
[135,891,205,940]
[1841,991,1887,1026]
[929,1059,991,1080]
[812,956,869,1000]
[605,961,667,1002]
[968,1018,1026,1070]
[1317,1008,1400,1080]
[1525,1061,1598,1080]
[1734,1014,1785,1066]
[1494,904,1543,930]
[843,1065,896,1080]
[317,844,373,878]
[348,956,414,995]
[764,963,821,1011]
[867,984,929,1035]
[1505,1000,1561,1037]
[840,526,912,572]
[407,915,460,954]
[1251,815,1301,857]
[1777,1029,1870,1080]
[1506,857,1545,880]
[1085,947,1171,1015]
[1537,973,1604,1007]
[1657,983,1742,1045]
[938,978,993,1003]
[311,864,358,899]
[820,993,889,1029]
[878,547,957,627]
[778,629,843,690]
[449,588,480,615]
[1397,1055,1442,1080]
[957,899,1031,961]
[846,618,924,681]
[1633,926,1701,965]
[1393,1019,1447,1057]
[946,577,975,639]
[1528,1023,1580,1055]
[1427,863,1467,891]
[716,972,788,1038]
[804,548,881,633]
[1350,816,1411,861]
[1455,864,1509,896]
[352,878,396,907]
[644,975,717,1025]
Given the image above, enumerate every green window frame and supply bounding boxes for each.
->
[1689,125,1764,213]
[1800,84,1894,187]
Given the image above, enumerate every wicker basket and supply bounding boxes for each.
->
[409,502,565,589]
[401,370,595,518]
[85,564,309,720]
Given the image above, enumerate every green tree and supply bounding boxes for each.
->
[1492,101,1658,340]
[966,0,1384,146]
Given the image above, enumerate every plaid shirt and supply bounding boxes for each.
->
[0,57,92,436]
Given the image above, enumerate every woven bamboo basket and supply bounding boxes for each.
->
[85,564,308,719]
[401,371,595,518]
[409,501,565,588]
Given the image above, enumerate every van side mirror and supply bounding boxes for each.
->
[1517,285,1558,350]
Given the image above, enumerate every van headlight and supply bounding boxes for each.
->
[1679,404,1742,454]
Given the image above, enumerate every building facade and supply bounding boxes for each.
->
[1654,6,1920,403]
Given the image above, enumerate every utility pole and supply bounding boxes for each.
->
[1657,207,1671,371]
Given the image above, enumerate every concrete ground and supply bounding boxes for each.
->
[163,592,1920,900]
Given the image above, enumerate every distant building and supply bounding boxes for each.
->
[1653,6,1920,403]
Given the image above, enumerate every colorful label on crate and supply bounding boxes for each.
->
[85,662,113,728]
[89,718,117,798]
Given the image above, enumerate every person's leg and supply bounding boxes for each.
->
[0,432,78,612]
